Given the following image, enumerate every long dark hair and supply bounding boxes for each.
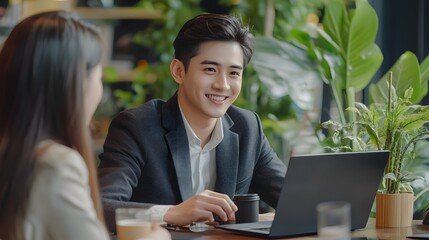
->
[173,13,253,71]
[0,11,104,239]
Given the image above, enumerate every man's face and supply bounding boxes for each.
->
[176,41,244,123]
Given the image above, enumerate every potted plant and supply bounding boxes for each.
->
[322,72,429,227]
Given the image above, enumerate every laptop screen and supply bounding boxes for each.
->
[269,151,389,238]
[217,151,389,238]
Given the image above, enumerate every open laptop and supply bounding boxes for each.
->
[217,151,389,238]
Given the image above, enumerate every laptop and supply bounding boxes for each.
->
[217,151,389,238]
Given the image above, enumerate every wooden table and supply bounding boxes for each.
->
[168,213,429,239]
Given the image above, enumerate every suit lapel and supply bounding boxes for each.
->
[215,114,239,198]
[162,94,193,201]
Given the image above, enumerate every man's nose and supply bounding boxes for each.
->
[212,73,230,90]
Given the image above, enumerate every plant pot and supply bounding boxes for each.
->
[375,192,413,228]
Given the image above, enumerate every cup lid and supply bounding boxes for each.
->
[233,193,260,201]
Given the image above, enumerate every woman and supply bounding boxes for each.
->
[0,11,170,240]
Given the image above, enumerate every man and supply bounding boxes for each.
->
[98,13,287,231]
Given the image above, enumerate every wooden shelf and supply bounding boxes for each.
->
[73,7,163,20]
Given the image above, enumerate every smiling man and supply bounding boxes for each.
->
[98,13,287,231]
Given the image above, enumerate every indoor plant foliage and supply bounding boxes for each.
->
[323,73,429,194]
[246,0,429,214]
[286,0,429,127]
[288,0,383,126]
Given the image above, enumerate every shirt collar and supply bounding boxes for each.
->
[179,105,224,151]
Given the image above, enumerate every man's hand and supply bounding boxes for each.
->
[163,190,237,226]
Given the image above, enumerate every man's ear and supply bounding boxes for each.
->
[170,59,185,84]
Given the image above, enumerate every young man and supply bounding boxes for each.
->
[98,13,287,231]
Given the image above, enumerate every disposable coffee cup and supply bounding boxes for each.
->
[233,193,260,223]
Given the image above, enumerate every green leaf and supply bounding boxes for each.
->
[421,54,429,81]
[313,25,342,53]
[369,52,421,104]
[398,182,414,193]
[399,113,429,131]
[401,116,425,131]
[355,102,370,113]
[365,124,380,149]
[400,174,425,183]
[404,87,414,100]
[420,54,429,97]
[319,57,334,84]
[321,120,342,131]
[345,0,383,92]
[384,172,397,181]
[346,107,361,116]
[323,0,349,52]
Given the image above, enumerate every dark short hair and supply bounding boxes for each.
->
[173,13,253,71]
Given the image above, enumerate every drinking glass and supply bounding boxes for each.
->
[317,201,351,240]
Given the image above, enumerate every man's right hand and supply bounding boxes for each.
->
[163,190,237,226]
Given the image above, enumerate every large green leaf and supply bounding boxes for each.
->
[323,0,382,92]
[345,0,383,92]
[289,26,343,87]
[369,52,421,104]
[320,0,383,124]
[323,0,349,53]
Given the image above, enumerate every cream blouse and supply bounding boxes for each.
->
[24,140,109,240]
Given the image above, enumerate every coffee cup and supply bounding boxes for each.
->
[233,193,260,223]
[115,208,152,240]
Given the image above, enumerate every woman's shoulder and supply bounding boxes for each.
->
[26,140,108,240]
[36,140,87,180]
[37,140,84,166]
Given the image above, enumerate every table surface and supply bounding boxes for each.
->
[168,213,429,240]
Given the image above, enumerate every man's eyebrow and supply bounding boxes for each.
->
[200,60,243,70]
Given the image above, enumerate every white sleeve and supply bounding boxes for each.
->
[42,149,110,240]
[148,205,174,223]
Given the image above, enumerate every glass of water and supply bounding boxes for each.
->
[317,201,351,240]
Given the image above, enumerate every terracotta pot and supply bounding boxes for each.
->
[375,192,413,228]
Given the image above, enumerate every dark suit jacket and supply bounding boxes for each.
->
[98,93,287,231]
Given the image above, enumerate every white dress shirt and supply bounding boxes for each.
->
[149,105,224,222]
[181,109,223,195]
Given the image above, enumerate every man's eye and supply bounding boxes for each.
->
[231,71,241,76]
[205,67,216,72]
